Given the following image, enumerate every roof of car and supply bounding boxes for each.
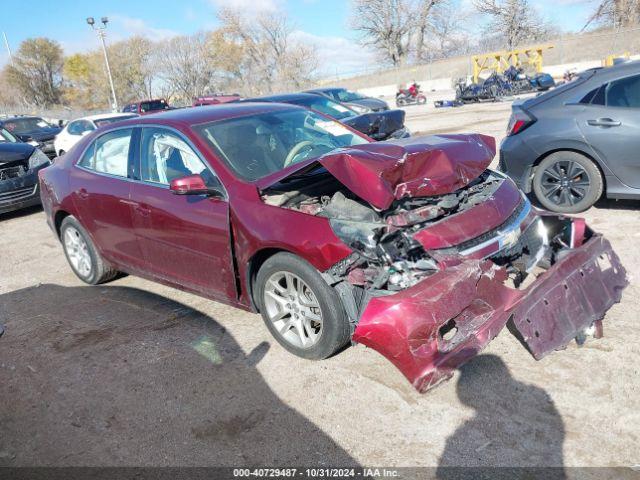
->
[305,88,344,93]
[247,93,319,103]
[111,102,302,128]
[0,115,43,122]
[592,59,640,79]
[79,113,138,122]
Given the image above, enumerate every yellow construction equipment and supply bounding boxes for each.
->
[472,45,554,83]
[603,52,630,67]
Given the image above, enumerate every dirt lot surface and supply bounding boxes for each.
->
[1,98,639,473]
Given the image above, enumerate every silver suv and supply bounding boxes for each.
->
[499,61,640,213]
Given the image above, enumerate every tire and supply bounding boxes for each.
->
[533,151,603,213]
[58,150,65,157]
[417,95,427,105]
[60,215,118,285]
[255,252,350,360]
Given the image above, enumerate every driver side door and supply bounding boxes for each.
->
[129,126,236,301]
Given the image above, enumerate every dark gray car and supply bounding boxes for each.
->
[305,87,389,113]
[499,61,640,213]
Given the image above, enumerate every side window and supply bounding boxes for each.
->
[580,85,605,105]
[606,74,640,108]
[67,121,82,135]
[80,120,96,133]
[140,127,211,185]
[78,128,132,177]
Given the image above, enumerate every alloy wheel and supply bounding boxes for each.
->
[64,226,92,278]
[540,160,591,208]
[263,271,323,349]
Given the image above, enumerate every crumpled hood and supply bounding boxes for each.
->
[0,143,35,163]
[318,134,496,210]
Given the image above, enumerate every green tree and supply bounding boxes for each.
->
[6,37,64,107]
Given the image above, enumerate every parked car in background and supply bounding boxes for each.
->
[39,103,626,392]
[1,126,50,214]
[246,93,409,141]
[193,94,241,106]
[54,113,138,156]
[0,116,60,158]
[122,99,170,115]
[305,87,389,113]
[500,61,640,213]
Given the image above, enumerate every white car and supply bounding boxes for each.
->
[54,113,137,156]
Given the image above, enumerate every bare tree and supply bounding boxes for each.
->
[350,0,415,66]
[474,0,555,50]
[583,0,640,30]
[157,33,221,103]
[417,2,471,61]
[219,8,318,94]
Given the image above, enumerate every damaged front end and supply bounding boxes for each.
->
[261,135,628,392]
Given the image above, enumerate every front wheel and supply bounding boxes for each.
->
[417,95,427,104]
[255,252,350,360]
[532,152,603,213]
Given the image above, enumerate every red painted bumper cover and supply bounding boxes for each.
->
[352,234,627,392]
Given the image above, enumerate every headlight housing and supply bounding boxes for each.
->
[28,148,50,170]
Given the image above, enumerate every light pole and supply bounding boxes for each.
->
[87,16,118,111]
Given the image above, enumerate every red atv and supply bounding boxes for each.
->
[396,83,427,106]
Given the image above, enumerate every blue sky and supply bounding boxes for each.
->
[0,0,597,75]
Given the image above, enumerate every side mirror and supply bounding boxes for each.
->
[169,174,224,198]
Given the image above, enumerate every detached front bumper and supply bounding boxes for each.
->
[352,234,627,393]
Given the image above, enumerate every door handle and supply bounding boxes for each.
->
[77,188,89,199]
[587,118,621,127]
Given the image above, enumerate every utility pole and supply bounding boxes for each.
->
[2,31,13,66]
[86,17,118,111]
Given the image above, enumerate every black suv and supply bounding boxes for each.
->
[0,116,61,159]
[0,127,50,215]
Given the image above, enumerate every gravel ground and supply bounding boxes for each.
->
[0,98,638,473]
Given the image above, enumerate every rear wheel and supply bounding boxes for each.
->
[533,151,603,213]
[255,252,350,360]
[60,216,118,285]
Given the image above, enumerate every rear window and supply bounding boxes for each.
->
[140,100,169,112]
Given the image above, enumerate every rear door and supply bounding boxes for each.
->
[576,73,640,188]
[129,126,236,300]
[71,127,145,269]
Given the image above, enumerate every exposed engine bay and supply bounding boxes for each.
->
[262,169,575,294]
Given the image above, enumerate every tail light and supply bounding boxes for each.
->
[507,109,536,136]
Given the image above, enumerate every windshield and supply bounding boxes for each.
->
[94,115,136,127]
[3,117,52,134]
[291,96,357,121]
[141,100,169,112]
[334,89,367,102]
[0,127,18,143]
[195,109,368,181]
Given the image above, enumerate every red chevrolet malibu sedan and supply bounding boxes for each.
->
[39,103,627,392]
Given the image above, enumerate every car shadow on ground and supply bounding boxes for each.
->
[592,198,638,211]
[436,354,566,480]
[0,204,43,221]
[0,284,358,466]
